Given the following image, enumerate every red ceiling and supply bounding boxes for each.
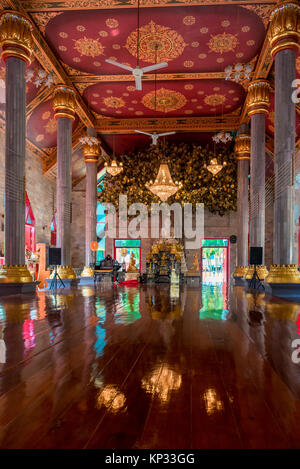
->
[100,131,231,156]
[84,78,245,118]
[26,98,79,149]
[45,5,265,75]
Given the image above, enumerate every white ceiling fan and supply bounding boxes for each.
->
[134,130,176,145]
[105,0,168,90]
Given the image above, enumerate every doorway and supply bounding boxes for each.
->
[200,238,229,285]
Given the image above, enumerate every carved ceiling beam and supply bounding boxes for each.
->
[17,0,277,12]
[26,85,52,115]
[72,72,229,84]
[95,115,240,133]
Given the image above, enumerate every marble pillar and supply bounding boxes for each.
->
[53,85,76,266]
[0,12,33,266]
[247,80,270,263]
[234,132,251,266]
[269,1,300,265]
[82,130,100,267]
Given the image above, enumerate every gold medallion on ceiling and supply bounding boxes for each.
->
[125,21,187,64]
[73,36,105,58]
[45,118,57,134]
[0,10,34,64]
[103,96,125,109]
[207,32,239,54]
[142,88,187,112]
[204,94,226,106]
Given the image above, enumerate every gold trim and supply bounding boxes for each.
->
[0,10,33,64]
[0,264,33,283]
[234,133,251,160]
[53,84,76,120]
[265,264,300,283]
[269,1,300,57]
[247,79,270,116]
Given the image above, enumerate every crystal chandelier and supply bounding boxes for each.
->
[146,162,182,202]
[212,132,233,144]
[26,68,54,89]
[224,62,253,83]
[104,159,123,176]
[204,158,227,176]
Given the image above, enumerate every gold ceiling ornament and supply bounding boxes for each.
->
[269,1,300,57]
[53,85,76,120]
[204,158,226,176]
[265,264,300,283]
[234,133,251,161]
[204,93,226,107]
[247,80,270,116]
[207,32,239,54]
[142,88,187,113]
[73,36,105,58]
[125,21,187,64]
[104,159,123,176]
[146,162,182,202]
[80,135,100,163]
[0,11,34,64]
[0,265,33,283]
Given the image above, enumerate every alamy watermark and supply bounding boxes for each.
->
[291,79,300,104]
[93,195,204,250]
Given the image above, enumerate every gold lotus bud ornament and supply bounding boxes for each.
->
[53,85,76,120]
[269,1,300,57]
[80,136,100,164]
[234,133,251,161]
[247,80,270,116]
[0,11,33,64]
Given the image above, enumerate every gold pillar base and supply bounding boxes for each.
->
[50,266,76,279]
[81,266,94,277]
[233,266,248,277]
[0,265,33,283]
[245,265,269,280]
[265,264,300,284]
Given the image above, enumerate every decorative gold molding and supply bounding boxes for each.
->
[269,1,300,57]
[53,84,76,120]
[95,115,240,133]
[82,142,100,163]
[0,10,34,64]
[247,79,270,116]
[234,133,251,160]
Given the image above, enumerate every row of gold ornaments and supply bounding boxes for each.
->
[233,264,300,283]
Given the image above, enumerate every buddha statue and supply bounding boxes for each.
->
[127,252,139,273]
[188,253,200,275]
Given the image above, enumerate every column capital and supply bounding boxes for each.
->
[234,133,251,161]
[247,80,271,116]
[0,10,33,64]
[80,136,100,163]
[53,85,76,120]
[269,1,300,57]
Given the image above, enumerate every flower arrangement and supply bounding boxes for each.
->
[98,141,237,216]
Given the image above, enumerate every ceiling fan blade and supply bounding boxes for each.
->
[141,62,168,73]
[134,74,142,90]
[157,132,176,137]
[105,59,134,72]
[134,130,153,136]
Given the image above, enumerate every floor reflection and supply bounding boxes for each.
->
[0,283,299,449]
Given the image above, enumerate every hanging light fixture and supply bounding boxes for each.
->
[212,131,233,144]
[224,62,253,83]
[104,135,123,176]
[204,158,227,176]
[26,67,54,89]
[146,162,182,202]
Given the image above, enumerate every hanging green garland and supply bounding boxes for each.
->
[98,141,237,216]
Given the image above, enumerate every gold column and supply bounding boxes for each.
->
[269,1,300,58]
[0,12,34,283]
[53,85,77,277]
[247,80,270,117]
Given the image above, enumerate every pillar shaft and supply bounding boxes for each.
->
[250,113,266,258]
[5,57,26,265]
[56,117,72,265]
[237,159,249,266]
[85,162,97,265]
[273,49,296,264]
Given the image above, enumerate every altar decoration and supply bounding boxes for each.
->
[146,240,183,283]
[124,251,140,282]
[98,141,237,216]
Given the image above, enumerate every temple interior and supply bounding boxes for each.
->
[0,0,300,450]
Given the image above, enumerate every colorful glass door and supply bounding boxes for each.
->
[201,238,229,285]
[25,193,35,254]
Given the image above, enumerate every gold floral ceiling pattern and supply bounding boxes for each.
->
[142,88,187,112]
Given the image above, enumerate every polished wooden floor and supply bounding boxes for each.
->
[0,282,300,449]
